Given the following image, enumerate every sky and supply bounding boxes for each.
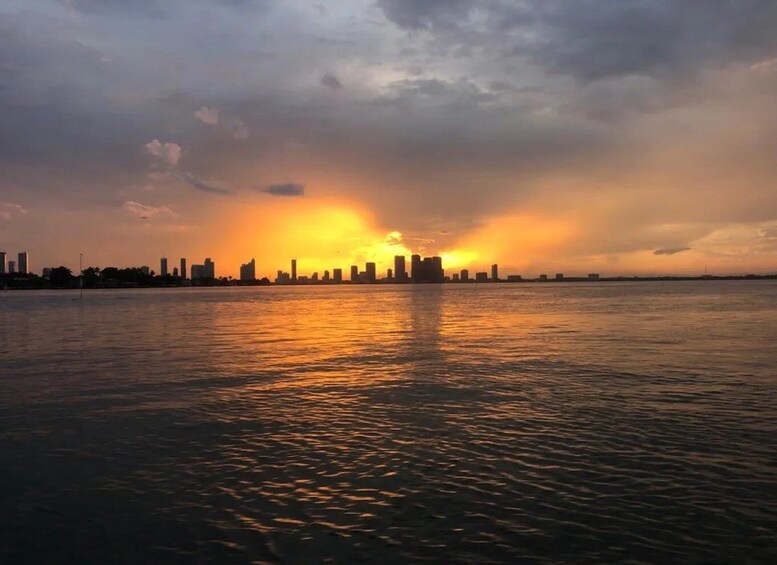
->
[2,0,777,278]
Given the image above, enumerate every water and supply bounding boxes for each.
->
[1,282,776,563]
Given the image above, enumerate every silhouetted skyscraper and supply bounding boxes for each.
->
[460,269,469,282]
[333,268,343,283]
[18,252,29,275]
[432,256,443,282]
[291,259,297,282]
[491,264,499,281]
[0,251,6,274]
[394,255,406,281]
[8,260,16,274]
[411,254,421,281]
[204,258,215,279]
[387,268,393,280]
[350,265,359,282]
[366,262,376,283]
[173,267,179,278]
[240,258,256,281]
[180,258,187,280]
[160,257,168,277]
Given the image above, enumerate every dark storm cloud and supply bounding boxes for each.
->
[654,247,692,256]
[377,0,777,82]
[260,183,305,197]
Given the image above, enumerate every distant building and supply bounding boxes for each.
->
[555,273,564,281]
[291,259,297,282]
[204,258,215,279]
[538,274,548,281]
[160,257,168,277]
[8,260,16,274]
[394,255,407,281]
[180,258,187,280]
[475,272,489,282]
[387,268,393,280]
[333,268,343,283]
[141,266,150,276]
[491,263,499,281]
[42,267,52,279]
[452,273,460,282]
[411,255,444,283]
[18,252,29,275]
[588,273,600,280]
[507,275,523,282]
[460,269,469,282]
[311,272,319,282]
[365,262,377,283]
[323,270,330,282]
[240,258,256,281]
[350,265,359,282]
[275,270,291,284]
[173,267,179,278]
[0,251,6,274]
[411,254,421,281]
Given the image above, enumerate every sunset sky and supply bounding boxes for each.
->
[2,1,777,278]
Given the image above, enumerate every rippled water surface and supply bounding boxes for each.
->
[2,282,777,563]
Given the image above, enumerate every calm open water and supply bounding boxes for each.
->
[1,282,776,563]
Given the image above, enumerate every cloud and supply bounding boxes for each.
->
[225,117,249,141]
[176,172,233,195]
[260,182,305,197]
[144,139,181,166]
[121,200,175,219]
[376,0,473,31]
[654,247,691,256]
[385,231,403,246]
[320,73,342,90]
[0,202,27,221]
[194,106,219,125]
[194,107,248,140]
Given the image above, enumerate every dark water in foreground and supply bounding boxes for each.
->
[1,282,776,563]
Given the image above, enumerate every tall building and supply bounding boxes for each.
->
[0,251,6,274]
[460,269,469,282]
[412,255,444,283]
[350,265,359,282]
[365,262,376,283]
[8,260,16,273]
[204,258,215,279]
[491,264,499,281]
[291,259,297,282]
[411,254,421,281]
[394,255,407,281]
[240,258,256,281]
[160,257,168,277]
[173,267,179,278]
[475,272,489,282]
[333,268,343,283]
[387,268,393,280]
[323,270,330,282]
[180,258,187,280]
[18,252,29,275]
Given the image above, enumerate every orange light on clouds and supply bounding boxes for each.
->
[218,198,416,278]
